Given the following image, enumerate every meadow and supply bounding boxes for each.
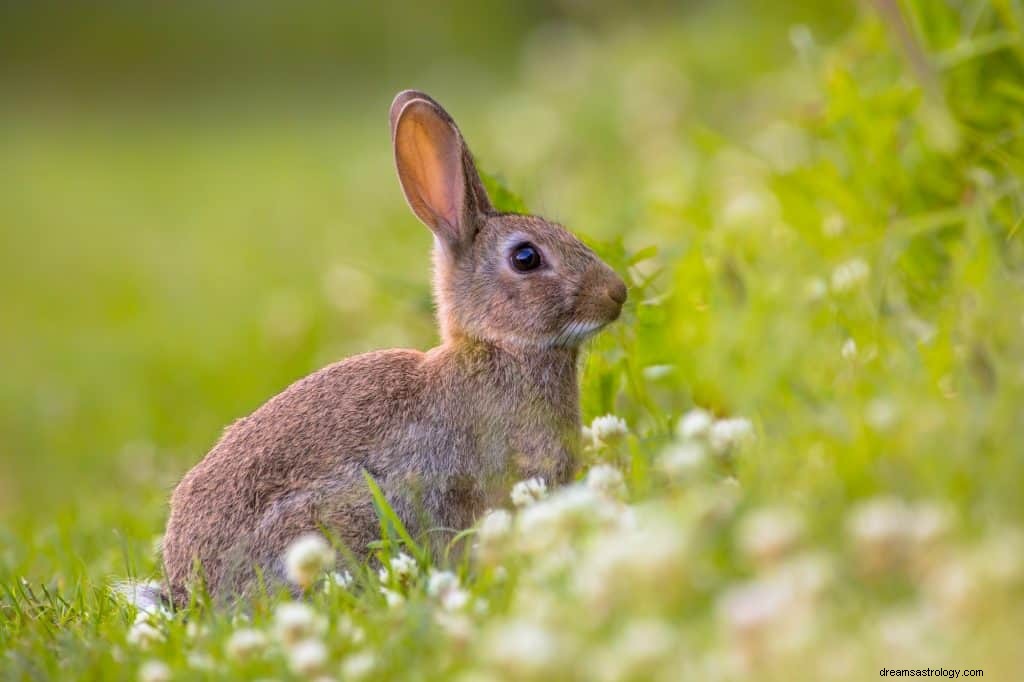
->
[2,1,1023,679]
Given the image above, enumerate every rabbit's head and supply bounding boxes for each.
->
[390,90,627,349]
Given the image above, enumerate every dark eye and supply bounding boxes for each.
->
[510,243,542,272]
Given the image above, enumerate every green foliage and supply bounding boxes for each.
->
[2,1,1024,680]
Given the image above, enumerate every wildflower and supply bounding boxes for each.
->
[841,338,857,360]
[708,417,754,454]
[907,502,953,551]
[590,414,629,445]
[186,652,216,671]
[478,509,513,544]
[127,619,164,650]
[511,477,547,508]
[586,464,627,500]
[380,587,405,608]
[435,610,474,642]
[378,552,418,585]
[736,507,805,566]
[677,407,713,440]
[286,639,328,677]
[341,651,376,680]
[592,620,677,682]
[273,602,327,647]
[575,510,690,609]
[427,570,459,597]
[717,575,812,657]
[846,497,911,575]
[482,619,566,678]
[830,258,870,293]
[517,484,618,555]
[138,660,171,682]
[659,441,707,479]
[337,614,366,645]
[427,570,470,611]
[324,570,353,593]
[225,628,268,661]
[284,533,336,590]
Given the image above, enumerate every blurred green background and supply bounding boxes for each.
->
[0,1,854,527]
[4,1,1024,679]
[3,0,1023,601]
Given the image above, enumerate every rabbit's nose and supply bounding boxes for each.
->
[607,278,628,305]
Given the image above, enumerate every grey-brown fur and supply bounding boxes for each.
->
[161,90,627,606]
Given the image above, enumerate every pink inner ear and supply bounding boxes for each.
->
[395,101,465,239]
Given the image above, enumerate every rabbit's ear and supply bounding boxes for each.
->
[391,91,492,251]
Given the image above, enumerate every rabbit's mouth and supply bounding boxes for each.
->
[549,319,608,348]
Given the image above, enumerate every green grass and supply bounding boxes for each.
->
[3,1,1024,680]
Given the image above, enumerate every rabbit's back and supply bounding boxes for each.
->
[163,348,436,601]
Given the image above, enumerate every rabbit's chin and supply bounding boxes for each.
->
[547,319,609,348]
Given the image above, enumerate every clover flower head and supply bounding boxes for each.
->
[284,533,335,590]
[511,477,548,508]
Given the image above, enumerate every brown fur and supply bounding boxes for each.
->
[161,90,627,605]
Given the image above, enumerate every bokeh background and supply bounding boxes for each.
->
[3,0,1024,678]
[1,0,856,541]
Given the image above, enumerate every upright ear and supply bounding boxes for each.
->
[390,90,493,251]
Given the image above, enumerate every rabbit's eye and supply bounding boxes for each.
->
[510,243,542,272]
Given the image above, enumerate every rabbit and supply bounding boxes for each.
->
[159,90,628,606]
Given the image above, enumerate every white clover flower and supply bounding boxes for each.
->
[478,509,513,544]
[225,628,268,662]
[841,338,858,360]
[273,602,327,647]
[575,510,690,608]
[186,652,216,671]
[770,551,835,599]
[185,621,208,640]
[390,552,418,581]
[717,577,801,643]
[590,414,629,445]
[284,533,336,590]
[659,441,707,479]
[341,651,376,680]
[907,502,953,550]
[435,610,474,642]
[138,660,171,682]
[831,258,870,293]
[736,507,805,566]
[586,464,627,500]
[286,638,328,677]
[126,620,164,650]
[441,588,471,611]
[380,587,405,608]
[677,407,713,440]
[427,570,470,611]
[482,619,565,678]
[593,620,677,682]
[337,614,366,645]
[427,570,459,597]
[511,477,547,508]
[517,483,620,555]
[708,417,754,454]
[323,570,353,593]
[846,497,912,574]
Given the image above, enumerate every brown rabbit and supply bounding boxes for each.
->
[159,90,627,606]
